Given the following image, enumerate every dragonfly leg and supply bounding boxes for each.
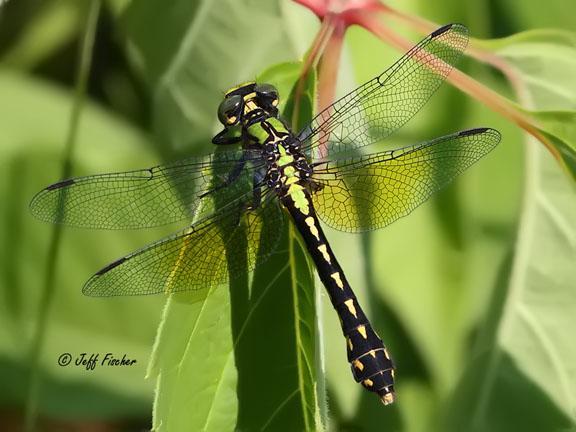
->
[309,180,324,193]
[212,129,243,145]
[247,170,265,210]
[198,156,247,198]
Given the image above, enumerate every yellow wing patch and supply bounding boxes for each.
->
[164,228,194,293]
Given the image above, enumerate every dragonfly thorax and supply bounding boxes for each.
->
[255,119,313,198]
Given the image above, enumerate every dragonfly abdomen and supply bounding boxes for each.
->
[282,192,396,405]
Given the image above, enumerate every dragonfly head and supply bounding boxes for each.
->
[217,82,280,128]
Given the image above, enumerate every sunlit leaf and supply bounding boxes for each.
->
[149,61,322,431]
[446,29,576,430]
[446,143,576,431]
[482,29,576,179]
[123,0,311,152]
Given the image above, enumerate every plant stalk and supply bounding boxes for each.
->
[24,2,100,431]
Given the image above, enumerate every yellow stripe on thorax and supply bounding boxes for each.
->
[277,144,294,166]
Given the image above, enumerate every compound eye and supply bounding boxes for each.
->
[217,94,243,125]
[255,83,279,107]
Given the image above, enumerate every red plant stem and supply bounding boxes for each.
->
[375,2,437,34]
[292,14,335,128]
[292,0,329,18]
[317,19,345,111]
[356,12,563,165]
[316,17,346,159]
[294,0,384,17]
[374,4,525,105]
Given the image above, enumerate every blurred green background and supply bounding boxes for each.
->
[0,0,575,431]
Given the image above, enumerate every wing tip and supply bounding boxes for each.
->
[458,127,501,155]
[431,24,453,38]
[46,178,76,191]
[431,23,468,38]
[96,257,127,276]
[82,257,128,296]
[29,179,76,221]
[459,127,501,140]
[28,194,51,222]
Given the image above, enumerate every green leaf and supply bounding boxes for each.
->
[446,142,576,432]
[481,29,576,179]
[150,61,322,431]
[149,287,237,431]
[480,29,576,110]
[232,223,318,432]
[497,0,576,33]
[445,29,576,431]
[122,0,312,153]
[528,111,576,174]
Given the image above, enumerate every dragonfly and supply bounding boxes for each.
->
[30,23,500,405]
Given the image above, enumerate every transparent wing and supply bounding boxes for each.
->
[29,149,264,229]
[298,24,469,160]
[310,128,500,232]
[82,189,285,298]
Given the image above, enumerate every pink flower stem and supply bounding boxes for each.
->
[292,0,330,19]
[315,17,346,158]
[292,14,335,128]
[374,5,525,108]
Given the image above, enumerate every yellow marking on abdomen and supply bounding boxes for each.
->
[344,299,357,318]
[347,337,353,351]
[382,393,395,405]
[317,244,331,263]
[369,350,376,358]
[330,272,344,289]
[357,325,368,339]
[363,379,374,387]
[353,359,364,371]
[305,217,319,240]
